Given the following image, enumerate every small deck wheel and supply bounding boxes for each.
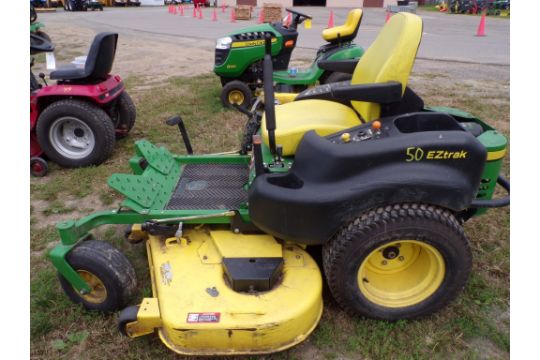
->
[30,157,48,177]
[323,203,472,320]
[220,80,252,110]
[118,305,140,337]
[58,240,137,312]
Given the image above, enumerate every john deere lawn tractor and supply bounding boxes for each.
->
[49,13,509,355]
[215,8,365,109]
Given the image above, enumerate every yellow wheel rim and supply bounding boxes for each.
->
[77,270,108,304]
[228,90,245,105]
[357,240,445,308]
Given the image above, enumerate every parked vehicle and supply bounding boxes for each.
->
[30,32,136,176]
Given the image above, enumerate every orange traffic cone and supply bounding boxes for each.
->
[385,11,391,23]
[285,12,292,27]
[221,4,226,13]
[179,5,184,16]
[327,10,334,28]
[476,10,486,36]
[168,5,172,13]
[173,5,177,15]
[212,8,218,21]
[257,9,264,24]
[230,8,236,23]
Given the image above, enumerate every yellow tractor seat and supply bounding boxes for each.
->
[322,9,363,43]
[263,13,424,156]
[262,100,361,156]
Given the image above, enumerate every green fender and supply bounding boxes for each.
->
[272,45,365,86]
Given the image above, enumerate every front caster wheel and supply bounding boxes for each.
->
[58,240,137,312]
[323,203,472,320]
[220,80,252,110]
[118,305,139,336]
[30,157,48,177]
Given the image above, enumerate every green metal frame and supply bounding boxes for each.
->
[50,140,251,292]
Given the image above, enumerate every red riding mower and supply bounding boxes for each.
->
[30,32,136,177]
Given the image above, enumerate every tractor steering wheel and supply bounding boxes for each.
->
[284,8,312,30]
[30,33,55,54]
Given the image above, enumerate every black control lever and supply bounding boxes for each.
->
[39,73,48,86]
[166,115,193,155]
[263,33,277,157]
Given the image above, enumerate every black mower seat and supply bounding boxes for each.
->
[50,32,118,82]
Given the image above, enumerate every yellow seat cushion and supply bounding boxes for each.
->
[262,100,360,156]
[322,9,362,42]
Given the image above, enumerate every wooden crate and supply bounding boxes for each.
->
[236,5,252,20]
[263,3,283,23]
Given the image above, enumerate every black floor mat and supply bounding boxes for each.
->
[165,164,249,210]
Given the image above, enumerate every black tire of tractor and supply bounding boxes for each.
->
[323,203,472,321]
[58,240,137,312]
[111,92,137,139]
[321,72,352,85]
[118,305,140,336]
[35,31,51,43]
[220,80,252,110]
[36,99,116,168]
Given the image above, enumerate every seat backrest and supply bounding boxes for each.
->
[350,13,423,122]
[84,32,118,81]
[321,9,363,43]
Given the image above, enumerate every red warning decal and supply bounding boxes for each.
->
[186,312,221,323]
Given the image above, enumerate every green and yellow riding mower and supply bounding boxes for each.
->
[48,13,509,355]
[215,8,365,109]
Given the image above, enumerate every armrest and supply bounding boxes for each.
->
[331,81,402,103]
[317,59,359,74]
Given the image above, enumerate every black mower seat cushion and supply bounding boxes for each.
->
[50,32,118,82]
[49,65,86,81]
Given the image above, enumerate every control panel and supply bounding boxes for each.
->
[327,120,387,144]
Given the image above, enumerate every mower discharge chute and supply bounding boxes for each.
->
[49,13,509,355]
[215,8,365,109]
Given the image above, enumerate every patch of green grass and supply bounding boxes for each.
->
[42,200,76,217]
[30,225,58,252]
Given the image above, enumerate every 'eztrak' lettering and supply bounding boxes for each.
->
[426,150,468,160]
[406,147,468,162]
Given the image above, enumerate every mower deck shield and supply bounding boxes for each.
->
[129,229,322,355]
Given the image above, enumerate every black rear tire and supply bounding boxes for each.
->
[321,72,352,85]
[323,203,472,320]
[58,240,137,312]
[110,92,137,139]
[36,99,116,168]
[220,80,252,110]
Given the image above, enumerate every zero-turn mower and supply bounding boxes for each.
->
[215,8,365,109]
[49,13,509,355]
